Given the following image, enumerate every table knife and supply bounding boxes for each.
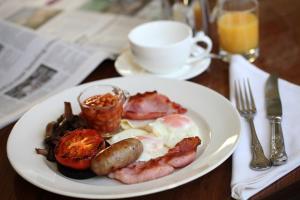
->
[265,74,288,165]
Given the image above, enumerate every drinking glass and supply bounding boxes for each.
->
[78,85,126,138]
[217,0,259,62]
[163,0,206,34]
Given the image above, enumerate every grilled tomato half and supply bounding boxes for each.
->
[55,129,103,170]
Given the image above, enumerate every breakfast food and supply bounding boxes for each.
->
[91,138,143,175]
[123,91,187,120]
[109,114,201,161]
[55,129,104,170]
[35,102,89,161]
[108,137,201,184]
[36,88,202,184]
[149,114,200,148]
[78,85,126,136]
[109,129,169,161]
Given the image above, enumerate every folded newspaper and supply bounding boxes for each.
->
[0,20,110,128]
[0,0,160,128]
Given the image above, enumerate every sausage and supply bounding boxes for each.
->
[91,138,143,175]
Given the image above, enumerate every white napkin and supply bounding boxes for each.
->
[229,55,300,200]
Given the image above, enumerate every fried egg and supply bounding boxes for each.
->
[149,114,200,148]
[109,114,200,161]
[108,128,168,161]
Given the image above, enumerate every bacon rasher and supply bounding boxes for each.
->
[108,137,201,184]
[123,91,187,120]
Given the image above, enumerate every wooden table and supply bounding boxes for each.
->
[1,0,300,199]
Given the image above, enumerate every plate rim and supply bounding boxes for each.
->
[7,76,241,199]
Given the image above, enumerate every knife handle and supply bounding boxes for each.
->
[270,116,288,165]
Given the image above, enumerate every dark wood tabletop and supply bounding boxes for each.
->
[1,0,300,199]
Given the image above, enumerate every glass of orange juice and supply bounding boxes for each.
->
[217,0,259,62]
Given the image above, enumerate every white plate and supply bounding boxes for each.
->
[7,76,240,199]
[115,49,211,80]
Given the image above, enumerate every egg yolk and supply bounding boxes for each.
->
[161,114,191,128]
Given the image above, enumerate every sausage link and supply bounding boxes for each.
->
[91,138,143,175]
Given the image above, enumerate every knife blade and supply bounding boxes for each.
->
[265,74,288,165]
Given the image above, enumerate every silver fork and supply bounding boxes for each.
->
[235,79,271,170]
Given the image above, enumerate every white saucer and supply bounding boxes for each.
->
[115,49,211,80]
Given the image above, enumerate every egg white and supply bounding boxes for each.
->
[108,128,168,161]
[109,114,200,161]
[149,114,200,148]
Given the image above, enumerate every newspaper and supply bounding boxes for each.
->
[0,20,110,128]
[0,0,163,128]
[37,10,147,55]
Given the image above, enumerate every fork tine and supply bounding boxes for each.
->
[247,79,256,112]
[243,79,251,111]
[237,80,245,111]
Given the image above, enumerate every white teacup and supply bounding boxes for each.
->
[128,20,212,74]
